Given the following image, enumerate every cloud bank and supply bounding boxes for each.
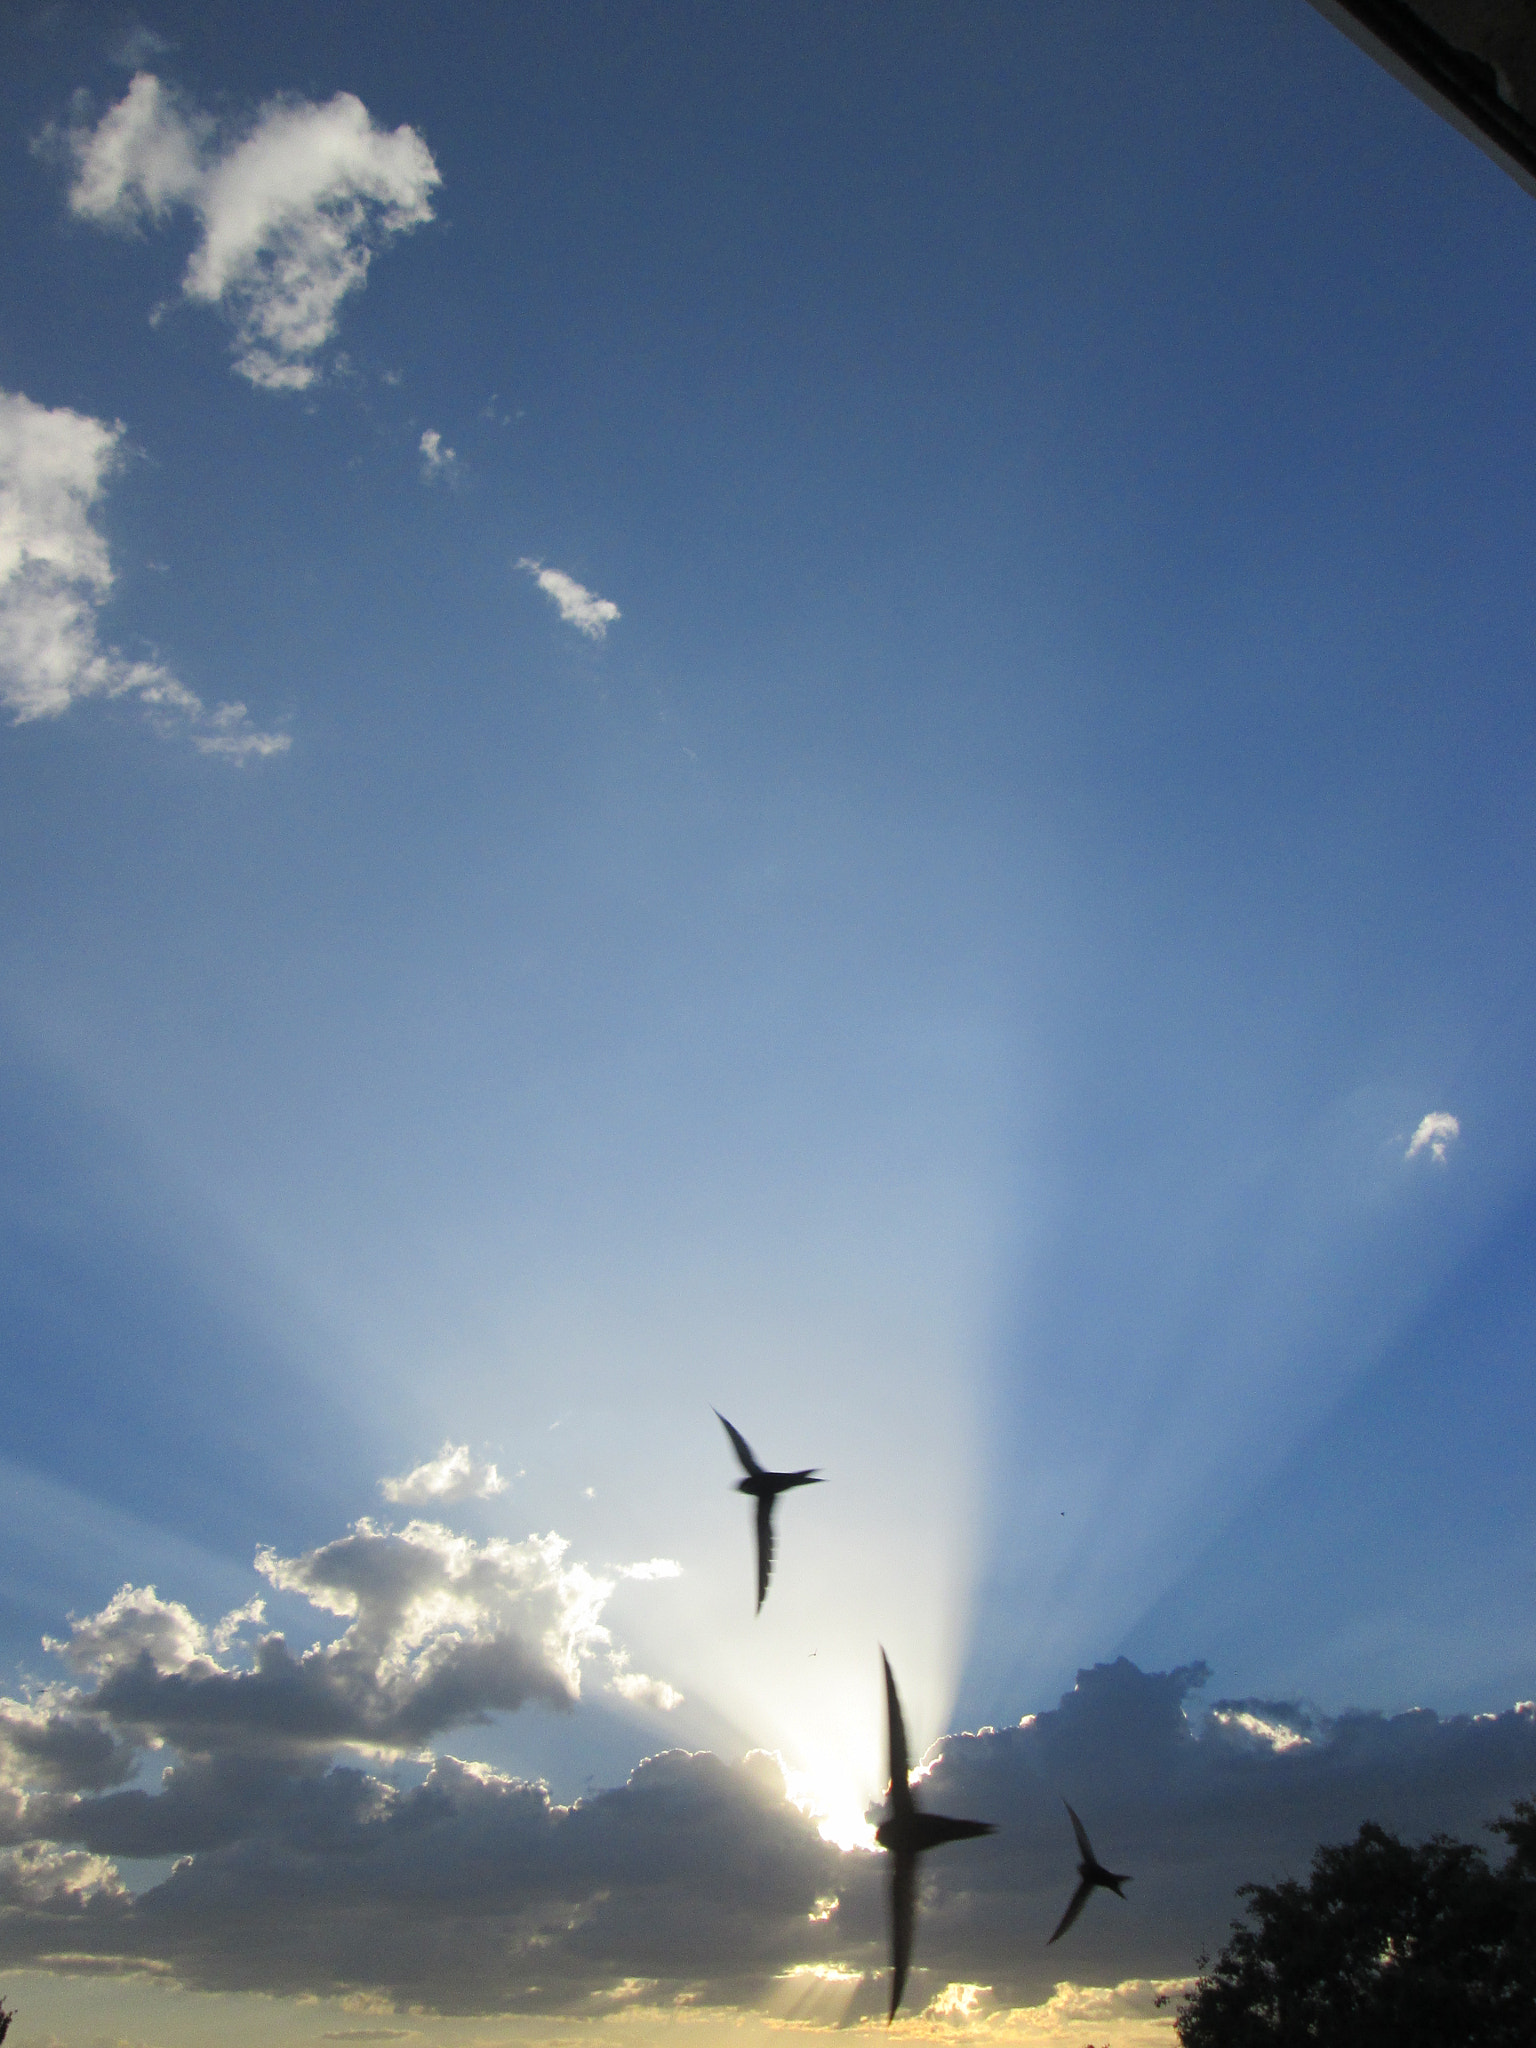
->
[65,73,439,390]
[518,559,621,639]
[0,388,287,755]
[2,1598,1534,2024]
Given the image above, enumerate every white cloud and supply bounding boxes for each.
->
[1405,1111,1460,1164]
[0,387,288,755]
[65,72,206,226]
[30,1522,612,1765]
[607,1669,683,1711]
[46,1582,210,1681]
[0,388,124,721]
[66,74,440,390]
[605,1648,684,1711]
[379,1442,508,1505]
[245,1517,614,1736]
[210,1597,267,1654]
[517,558,621,639]
[617,1558,683,1582]
[418,429,455,480]
[22,1513,686,1784]
[189,698,290,760]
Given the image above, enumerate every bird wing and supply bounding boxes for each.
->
[755,1493,775,1611]
[1064,1801,1095,1866]
[1047,1876,1094,1946]
[888,1851,915,2022]
[715,1410,763,1477]
[882,1651,912,1812]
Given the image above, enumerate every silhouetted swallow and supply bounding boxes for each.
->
[714,1411,820,1611]
[874,1650,996,2022]
[1047,1801,1132,1944]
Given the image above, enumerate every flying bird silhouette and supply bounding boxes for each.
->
[714,1411,820,1611]
[874,1650,996,2022]
[1047,1801,1132,1944]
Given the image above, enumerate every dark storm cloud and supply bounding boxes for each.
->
[889,1657,1536,2004]
[0,1702,136,1793]
[0,1750,859,2014]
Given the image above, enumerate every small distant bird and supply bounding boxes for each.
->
[874,1650,996,2022]
[1048,1800,1132,1944]
[714,1411,821,1611]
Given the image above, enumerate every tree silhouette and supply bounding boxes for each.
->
[1177,1803,1536,2046]
[0,1996,13,2041]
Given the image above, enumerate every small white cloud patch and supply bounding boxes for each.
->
[517,558,620,640]
[1405,1112,1460,1165]
[379,1442,508,1505]
[607,1655,683,1711]
[210,1597,267,1653]
[618,1558,683,1582]
[419,429,455,480]
[64,73,440,390]
[0,387,287,754]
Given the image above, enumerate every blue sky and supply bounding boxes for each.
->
[3,1,1536,2039]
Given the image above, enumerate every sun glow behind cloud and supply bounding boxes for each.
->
[777,1748,879,1852]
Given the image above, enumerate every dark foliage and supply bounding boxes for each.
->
[0,1997,13,2042]
[1176,1802,1536,2047]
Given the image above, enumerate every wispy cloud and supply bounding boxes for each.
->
[418,428,456,480]
[1405,1111,1460,1164]
[379,1442,507,1506]
[319,2034,417,2043]
[111,24,176,69]
[0,387,287,755]
[62,73,439,390]
[517,558,621,639]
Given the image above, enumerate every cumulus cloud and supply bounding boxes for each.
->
[0,388,288,754]
[64,73,439,389]
[14,1516,683,1800]
[379,1443,507,1506]
[79,1521,610,1756]
[1406,1111,1460,1164]
[418,429,455,480]
[46,1581,211,1681]
[517,558,621,639]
